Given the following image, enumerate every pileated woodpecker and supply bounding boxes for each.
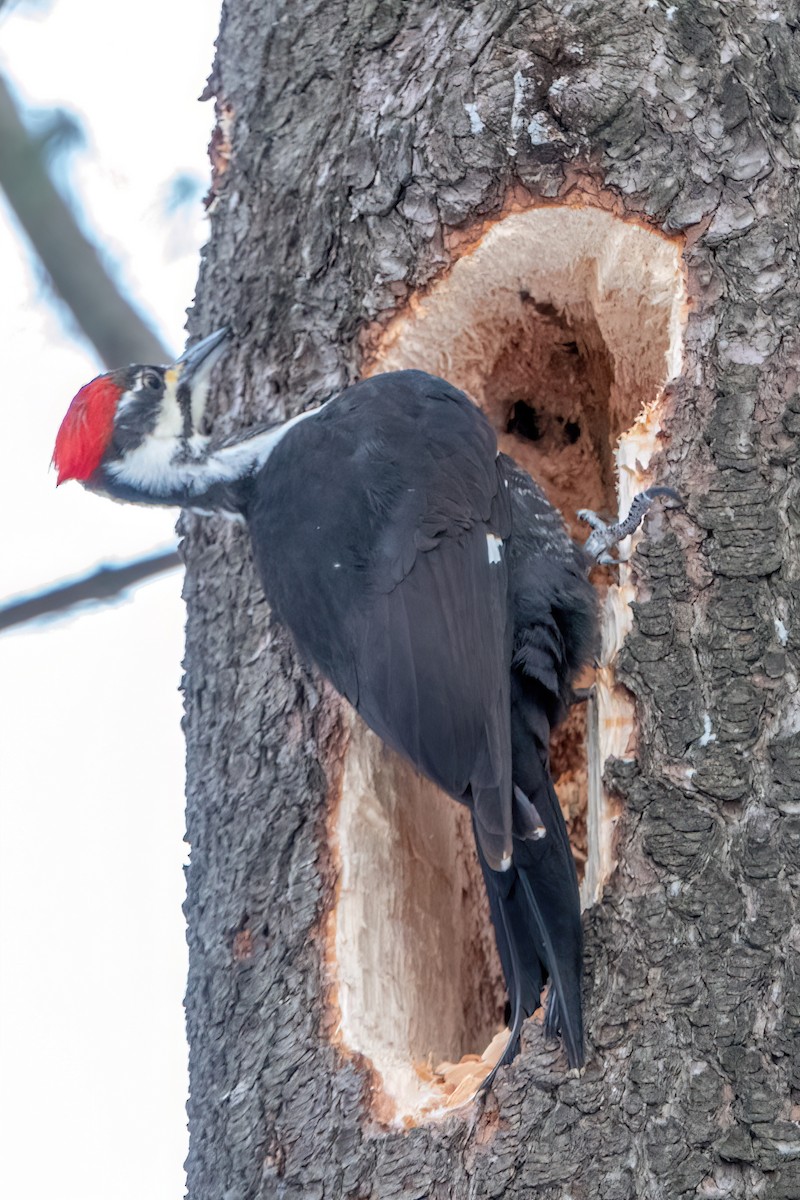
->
[54,328,672,1083]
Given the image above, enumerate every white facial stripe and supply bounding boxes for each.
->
[108,407,319,499]
[190,376,211,432]
[154,369,183,438]
[108,434,209,493]
[115,371,181,437]
[115,388,139,416]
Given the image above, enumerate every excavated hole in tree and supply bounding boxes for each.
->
[332,205,686,1121]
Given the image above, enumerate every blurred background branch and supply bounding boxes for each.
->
[0,6,222,1194]
[0,60,179,624]
[0,72,169,366]
[0,548,181,631]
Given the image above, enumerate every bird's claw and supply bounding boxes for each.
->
[578,487,681,564]
[575,508,607,532]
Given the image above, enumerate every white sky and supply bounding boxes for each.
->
[0,1,222,1196]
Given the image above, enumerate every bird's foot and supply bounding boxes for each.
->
[578,487,681,564]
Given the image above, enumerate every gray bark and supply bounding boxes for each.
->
[182,2,800,1197]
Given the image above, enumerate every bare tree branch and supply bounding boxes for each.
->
[0,549,181,632]
[0,73,170,367]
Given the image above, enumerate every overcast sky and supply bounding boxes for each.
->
[0,2,222,1196]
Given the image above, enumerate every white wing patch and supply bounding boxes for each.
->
[486,533,503,564]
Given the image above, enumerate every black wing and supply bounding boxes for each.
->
[248,370,514,868]
[478,454,599,1071]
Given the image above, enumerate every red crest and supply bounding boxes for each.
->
[53,376,122,484]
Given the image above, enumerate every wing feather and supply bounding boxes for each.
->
[249,370,515,868]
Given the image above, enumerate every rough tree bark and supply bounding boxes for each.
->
[181,2,800,1197]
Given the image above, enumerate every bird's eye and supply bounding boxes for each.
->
[143,371,161,391]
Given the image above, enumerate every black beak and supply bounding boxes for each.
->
[175,327,231,384]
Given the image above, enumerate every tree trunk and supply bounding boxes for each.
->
[182,2,800,1197]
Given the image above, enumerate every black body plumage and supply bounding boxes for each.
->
[246,370,598,1068]
[67,351,599,1074]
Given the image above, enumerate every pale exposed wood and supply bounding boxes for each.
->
[366,204,686,911]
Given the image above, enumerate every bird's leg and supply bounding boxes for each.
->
[578,486,681,565]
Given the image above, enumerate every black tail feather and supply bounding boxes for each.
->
[474,740,585,1079]
[516,862,583,1068]
[479,882,527,1092]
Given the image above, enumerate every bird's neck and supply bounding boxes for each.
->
[95,408,319,513]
